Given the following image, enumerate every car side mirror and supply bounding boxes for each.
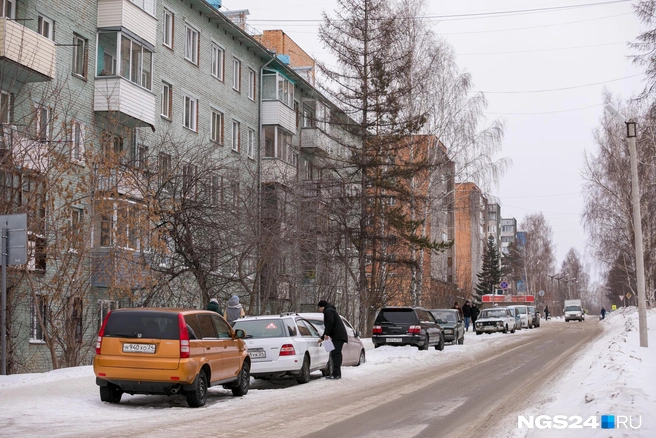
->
[354,331,360,338]
[234,329,246,339]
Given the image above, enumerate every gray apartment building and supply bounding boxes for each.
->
[1,0,357,373]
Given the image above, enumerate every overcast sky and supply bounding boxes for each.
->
[228,0,646,280]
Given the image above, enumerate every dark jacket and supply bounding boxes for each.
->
[462,303,472,318]
[206,301,222,314]
[322,304,348,342]
[471,306,480,321]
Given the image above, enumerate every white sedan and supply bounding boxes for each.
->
[232,315,332,383]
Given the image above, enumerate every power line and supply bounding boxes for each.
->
[481,73,643,94]
[246,0,631,23]
[486,103,603,115]
[458,41,626,56]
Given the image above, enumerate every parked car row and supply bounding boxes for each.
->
[93,308,365,408]
[474,305,541,335]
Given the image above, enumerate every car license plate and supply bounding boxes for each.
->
[122,343,155,354]
[386,338,403,343]
[249,349,266,359]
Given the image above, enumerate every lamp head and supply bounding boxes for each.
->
[604,103,626,122]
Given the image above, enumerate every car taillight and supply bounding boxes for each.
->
[178,314,190,358]
[279,344,296,356]
[372,326,382,334]
[408,326,421,334]
[95,311,111,354]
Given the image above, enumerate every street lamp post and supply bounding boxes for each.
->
[605,104,649,348]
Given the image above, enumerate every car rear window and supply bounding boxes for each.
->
[432,311,457,322]
[375,309,418,325]
[233,319,287,338]
[104,311,180,340]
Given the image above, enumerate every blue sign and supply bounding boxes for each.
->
[500,281,509,290]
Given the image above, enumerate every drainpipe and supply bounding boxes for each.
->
[257,53,276,314]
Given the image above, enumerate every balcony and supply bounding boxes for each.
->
[90,247,152,288]
[95,167,145,199]
[97,0,157,45]
[0,18,56,83]
[262,158,296,186]
[262,100,296,133]
[94,77,156,127]
[301,127,337,157]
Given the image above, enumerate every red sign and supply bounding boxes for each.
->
[482,294,535,303]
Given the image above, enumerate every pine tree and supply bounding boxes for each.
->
[474,235,502,301]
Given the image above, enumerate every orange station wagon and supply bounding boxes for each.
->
[93,308,250,407]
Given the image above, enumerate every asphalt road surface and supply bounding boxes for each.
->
[300,319,602,438]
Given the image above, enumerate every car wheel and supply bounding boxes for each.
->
[435,334,445,351]
[503,325,508,334]
[321,356,334,376]
[419,335,429,350]
[186,370,208,408]
[296,355,311,384]
[511,326,515,333]
[458,333,464,344]
[356,350,366,366]
[99,383,123,404]
[476,331,482,335]
[231,361,250,396]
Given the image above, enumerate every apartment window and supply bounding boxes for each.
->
[158,153,171,185]
[163,9,174,48]
[232,58,241,91]
[248,69,256,100]
[37,15,54,40]
[2,0,15,19]
[69,297,83,344]
[211,44,225,80]
[263,126,294,163]
[183,162,197,197]
[133,128,147,168]
[27,237,46,271]
[30,295,47,342]
[117,203,140,249]
[211,175,222,204]
[211,109,224,144]
[185,25,199,65]
[97,32,117,76]
[34,105,51,142]
[70,121,85,162]
[72,34,88,78]
[232,120,240,152]
[262,71,294,107]
[183,95,197,131]
[120,35,152,90]
[161,82,172,119]
[100,212,114,246]
[230,181,239,208]
[129,0,155,15]
[102,132,123,158]
[71,207,83,234]
[247,128,254,158]
[0,90,11,124]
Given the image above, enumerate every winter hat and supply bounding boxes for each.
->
[210,298,218,304]
[317,300,329,308]
[228,295,241,307]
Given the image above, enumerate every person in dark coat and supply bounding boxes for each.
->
[462,300,472,331]
[471,304,480,327]
[317,300,348,380]
[224,295,245,326]
[544,306,550,320]
[600,307,606,320]
[206,298,222,315]
[453,302,463,318]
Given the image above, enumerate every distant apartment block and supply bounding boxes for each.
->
[454,182,487,296]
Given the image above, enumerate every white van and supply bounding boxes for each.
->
[507,305,531,329]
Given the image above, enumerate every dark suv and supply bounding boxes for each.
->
[372,307,444,350]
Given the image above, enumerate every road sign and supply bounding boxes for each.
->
[500,281,509,290]
[538,290,545,297]
[612,304,617,310]
[619,295,624,301]
[626,293,632,299]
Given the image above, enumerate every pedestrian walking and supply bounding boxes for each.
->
[317,300,348,380]
[544,306,550,320]
[206,297,222,314]
[224,295,245,326]
[471,304,480,327]
[453,302,463,318]
[600,307,606,320]
[462,300,472,331]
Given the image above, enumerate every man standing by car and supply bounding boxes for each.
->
[462,300,472,331]
[471,303,480,328]
[317,300,348,380]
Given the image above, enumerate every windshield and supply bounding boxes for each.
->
[481,310,506,318]
[565,306,581,312]
[233,319,287,338]
[431,311,457,323]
